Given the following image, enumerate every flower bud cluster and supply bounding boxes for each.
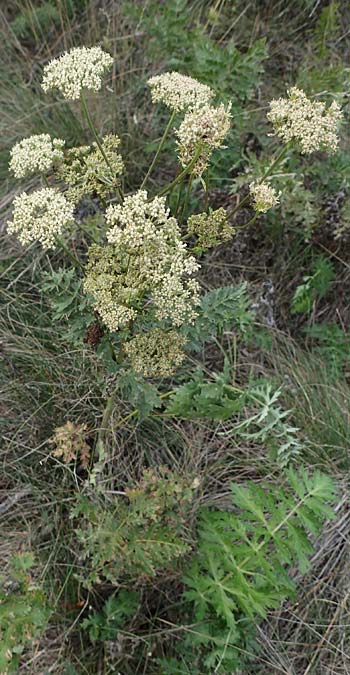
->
[55,135,124,203]
[267,87,342,154]
[9,134,65,178]
[7,188,74,249]
[176,103,232,175]
[124,329,187,377]
[147,71,214,112]
[249,182,279,213]
[84,191,200,332]
[187,207,234,249]
[42,46,113,100]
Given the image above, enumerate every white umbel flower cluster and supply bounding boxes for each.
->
[9,134,65,178]
[250,182,280,213]
[147,71,214,112]
[7,188,75,249]
[267,87,343,154]
[84,191,200,332]
[176,103,232,175]
[106,190,176,248]
[42,46,113,100]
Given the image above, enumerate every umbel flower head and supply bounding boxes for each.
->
[84,190,200,332]
[187,207,234,249]
[42,46,113,100]
[9,134,65,179]
[267,87,343,154]
[125,329,187,378]
[7,188,74,249]
[49,421,90,469]
[176,103,232,175]
[54,134,124,203]
[147,71,214,112]
[250,182,279,213]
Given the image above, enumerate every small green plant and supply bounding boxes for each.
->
[174,467,337,673]
[42,267,95,345]
[71,468,198,587]
[0,552,49,674]
[305,322,350,379]
[82,589,139,642]
[228,381,303,466]
[166,363,245,421]
[167,376,302,466]
[182,283,254,351]
[291,255,334,314]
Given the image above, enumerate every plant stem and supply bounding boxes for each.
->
[180,173,194,225]
[80,92,112,172]
[111,389,175,433]
[235,212,259,231]
[80,93,123,203]
[141,110,177,189]
[95,393,115,456]
[204,171,210,212]
[157,146,202,198]
[56,237,84,270]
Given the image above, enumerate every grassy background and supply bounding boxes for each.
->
[1,0,350,673]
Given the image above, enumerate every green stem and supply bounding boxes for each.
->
[141,110,177,189]
[41,173,50,187]
[57,237,84,270]
[95,394,115,455]
[80,93,123,203]
[111,389,175,433]
[204,171,210,212]
[180,173,194,225]
[228,143,290,218]
[157,146,202,198]
[80,92,112,172]
[235,212,259,231]
[174,178,185,218]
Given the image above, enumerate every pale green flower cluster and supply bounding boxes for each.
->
[7,188,74,249]
[249,182,279,213]
[84,191,200,332]
[187,207,234,249]
[147,72,214,112]
[55,135,124,203]
[267,87,343,154]
[176,103,232,175]
[124,329,187,377]
[9,134,65,179]
[42,46,113,100]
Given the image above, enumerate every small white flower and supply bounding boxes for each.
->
[42,46,113,100]
[9,134,65,179]
[85,191,200,332]
[176,103,232,175]
[267,87,343,154]
[250,182,279,213]
[147,71,214,112]
[7,188,75,249]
